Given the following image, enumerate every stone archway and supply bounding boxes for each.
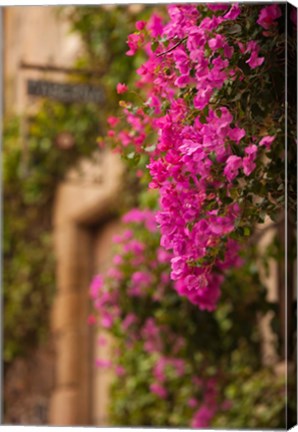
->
[49,150,123,426]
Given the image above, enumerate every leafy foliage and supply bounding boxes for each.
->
[91,203,286,428]
[3,102,99,362]
[89,3,296,429]
[4,5,149,363]
[103,3,290,310]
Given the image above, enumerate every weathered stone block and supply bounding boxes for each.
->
[49,388,80,425]
[51,293,82,333]
[56,331,81,387]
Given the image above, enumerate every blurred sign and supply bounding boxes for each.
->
[27,79,104,104]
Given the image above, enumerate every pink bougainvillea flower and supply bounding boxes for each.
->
[131,271,152,287]
[172,358,185,376]
[207,3,229,11]
[147,13,163,37]
[245,41,264,69]
[173,47,191,75]
[96,359,111,368]
[245,144,258,157]
[107,116,119,127]
[89,275,103,300]
[116,83,128,94]
[257,5,282,30]
[107,267,123,280]
[87,314,97,326]
[223,4,241,20]
[122,313,137,330]
[95,4,280,314]
[115,365,126,376]
[259,135,275,149]
[153,357,167,382]
[101,312,114,329]
[126,32,144,56]
[175,74,191,88]
[113,254,123,266]
[113,229,133,243]
[229,127,246,142]
[188,398,198,408]
[122,208,157,232]
[243,144,258,176]
[246,51,264,69]
[123,239,145,254]
[224,155,243,182]
[208,34,225,51]
[191,405,216,428]
[150,383,168,399]
[243,158,256,176]
[135,20,146,31]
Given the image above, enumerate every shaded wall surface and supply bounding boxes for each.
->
[3,6,81,425]
[49,152,123,426]
[4,6,81,115]
[3,6,121,426]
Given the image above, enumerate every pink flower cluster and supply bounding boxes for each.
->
[90,274,119,329]
[89,209,232,427]
[89,209,166,333]
[191,378,219,428]
[257,5,282,30]
[109,4,277,311]
[150,355,186,399]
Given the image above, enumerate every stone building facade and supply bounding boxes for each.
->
[49,152,123,425]
[3,6,122,425]
[3,6,81,116]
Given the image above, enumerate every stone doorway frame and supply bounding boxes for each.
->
[49,151,123,426]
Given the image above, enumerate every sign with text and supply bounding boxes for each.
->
[27,79,104,104]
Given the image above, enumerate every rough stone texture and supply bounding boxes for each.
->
[55,331,81,387]
[51,293,82,333]
[53,223,92,293]
[4,341,55,425]
[49,388,80,426]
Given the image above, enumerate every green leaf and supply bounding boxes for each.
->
[151,41,159,52]
[244,227,251,236]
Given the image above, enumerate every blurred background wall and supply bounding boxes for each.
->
[4,6,81,115]
[3,6,123,425]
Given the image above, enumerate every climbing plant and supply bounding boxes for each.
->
[90,3,296,428]
[90,204,287,428]
[3,5,148,364]
[3,102,99,362]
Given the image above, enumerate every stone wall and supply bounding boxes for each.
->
[3,7,125,425]
[4,6,81,115]
[3,7,82,425]
[49,151,124,426]
[3,343,55,424]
